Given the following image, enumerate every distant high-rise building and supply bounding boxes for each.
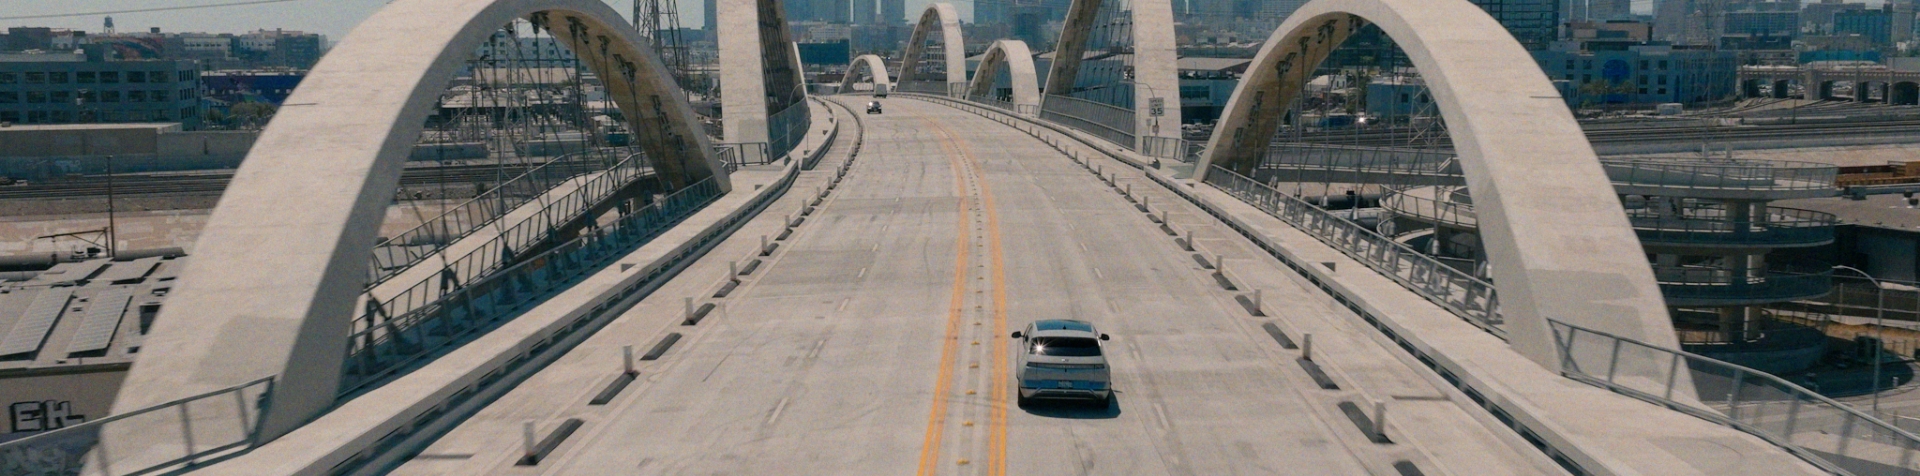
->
[1654,0,1714,44]
[786,0,816,22]
[1467,0,1560,50]
[1804,0,1868,35]
[1588,0,1631,20]
[883,0,905,25]
[704,0,718,32]
[1894,0,1916,44]
[1834,8,1893,45]
[853,0,878,25]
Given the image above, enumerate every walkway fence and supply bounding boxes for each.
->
[1141,136,1203,163]
[361,152,655,329]
[715,142,773,173]
[1552,318,1920,475]
[1207,165,1504,336]
[767,101,812,162]
[0,377,276,476]
[1041,94,1136,149]
[341,178,723,395]
[368,152,647,288]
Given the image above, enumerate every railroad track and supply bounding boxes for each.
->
[1272,118,1920,149]
[0,160,600,200]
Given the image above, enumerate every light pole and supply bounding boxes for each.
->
[76,90,116,258]
[1835,265,1888,414]
[1125,79,1166,138]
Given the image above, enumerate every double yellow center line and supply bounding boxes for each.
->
[914,117,1011,476]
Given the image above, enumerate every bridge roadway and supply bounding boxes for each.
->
[391,99,1560,474]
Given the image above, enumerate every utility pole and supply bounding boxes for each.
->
[106,154,117,259]
[636,0,692,96]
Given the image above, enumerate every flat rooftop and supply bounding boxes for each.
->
[0,254,186,374]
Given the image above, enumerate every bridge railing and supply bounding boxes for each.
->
[1206,165,1504,336]
[1261,143,1459,178]
[1040,94,1137,150]
[1601,158,1839,192]
[714,142,772,173]
[1141,136,1203,163]
[360,152,654,327]
[367,153,630,288]
[341,177,723,395]
[1551,318,1920,475]
[767,101,812,162]
[0,377,275,476]
[1379,186,1480,230]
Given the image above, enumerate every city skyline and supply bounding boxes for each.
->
[0,0,975,41]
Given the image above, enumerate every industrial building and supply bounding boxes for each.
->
[0,51,201,129]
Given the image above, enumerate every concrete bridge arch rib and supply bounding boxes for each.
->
[102,0,716,452]
[719,0,807,145]
[899,3,968,95]
[1195,0,1678,372]
[966,39,1041,111]
[1044,0,1182,146]
[839,54,893,94]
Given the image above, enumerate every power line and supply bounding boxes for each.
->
[0,0,303,21]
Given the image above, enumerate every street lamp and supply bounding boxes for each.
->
[1125,79,1166,138]
[1835,265,1888,415]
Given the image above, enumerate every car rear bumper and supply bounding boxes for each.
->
[1019,386,1110,400]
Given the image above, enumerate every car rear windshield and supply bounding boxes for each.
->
[1031,337,1101,357]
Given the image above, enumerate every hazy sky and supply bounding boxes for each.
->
[0,0,966,40]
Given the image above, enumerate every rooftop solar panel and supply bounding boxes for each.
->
[0,288,75,356]
[66,287,134,355]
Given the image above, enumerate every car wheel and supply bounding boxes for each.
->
[1016,393,1029,408]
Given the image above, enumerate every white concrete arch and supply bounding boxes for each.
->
[1196,0,1676,369]
[899,3,967,95]
[106,0,715,445]
[1044,0,1182,143]
[966,39,1041,111]
[839,54,893,95]
[719,0,808,146]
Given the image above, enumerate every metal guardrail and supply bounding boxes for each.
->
[368,152,637,288]
[0,377,275,476]
[1040,94,1136,150]
[1140,136,1203,163]
[1551,318,1920,475]
[1379,186,1479,230]
[1207,165,1505,336]
[1654,264,1835,305]
[767,102,812,163]
[359,152,653,330]
[1264,143,1458,171]
[1602,158,1840,192]
[714,142,772,173]
[894,81,953,95]
[341,177,723,394]
[1626,204,1839,247]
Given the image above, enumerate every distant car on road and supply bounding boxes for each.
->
[1011,319,1112,406]
[867,101,883,114]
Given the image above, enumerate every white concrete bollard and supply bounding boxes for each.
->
[522,420,537,460]
[623,345,636,375]
[1302,333,1313,361]
[761,235,771,254]
[1253,289,1264,314]
[1183,229,1195,251]
[685,297,696,318]
[1372,401,1388,438]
